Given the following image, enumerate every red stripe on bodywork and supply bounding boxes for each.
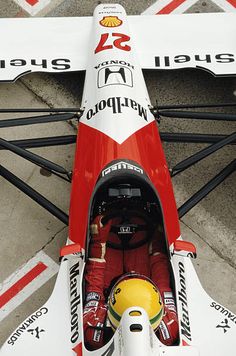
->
[157,0,186,14]
[227,0,236,7]
[73,343,82,355]
[69,121,180,249]
[0,262,47,308]
[60,244,82,257]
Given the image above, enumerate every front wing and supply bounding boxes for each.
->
[0,12,236,81]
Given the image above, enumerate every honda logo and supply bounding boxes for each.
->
[98,65,133,88]
[119,226,131,234]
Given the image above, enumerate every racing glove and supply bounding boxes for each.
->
[85,214,112,295]
[89,215,112,259]
[157,291,179,346]
[83,216,111,350]
[83,292,107,350]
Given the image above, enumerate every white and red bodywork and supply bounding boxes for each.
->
[69,5,179,250]
[1,4,236,356]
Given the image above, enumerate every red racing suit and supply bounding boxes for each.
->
[83,215,179,350]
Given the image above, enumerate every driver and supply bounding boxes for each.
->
[83,210,179,350]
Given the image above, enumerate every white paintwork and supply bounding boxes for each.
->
[0,16,92,81]
[1,251,85,356]
[0,12,236,81]
[1,241,236,354]
[130,13,236,75]
[1,4,236,356]
[171,239,236,355]
[79,4,154,144]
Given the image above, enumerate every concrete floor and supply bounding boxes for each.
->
[0,0,235,348]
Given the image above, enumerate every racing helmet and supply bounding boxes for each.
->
[108,273,164,331]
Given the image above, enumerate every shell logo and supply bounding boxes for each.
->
[99,16,123,28]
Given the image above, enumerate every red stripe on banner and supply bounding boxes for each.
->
[0,262,47,308]
[26,0,39,6]
[157,0,187,14]
[227,0,236,7]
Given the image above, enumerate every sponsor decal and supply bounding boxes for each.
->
[178,262,192,341]
[119,226,131,234]
[99,10,122,15]
[98,6,122,16]
[27,326,45,339]
[102,161,144,177]
[98,65,133,88]
[155,53,235,68]
[0,58,70,71]
[95,33,131,54]
[95,60,134,70]
[85,300,99,308]
[216,319,231,333]
[86,97,147,121]
[70,261,81,344]
[163,291,176,312]
[111,287,121,306]
[100,16,123,27]
[7,307,48,346]
[93,322,103,342]
[159,320,170,341]
[86,292,100,302]
[210,301,236,325]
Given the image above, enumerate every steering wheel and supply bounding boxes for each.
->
[101,209,155,250]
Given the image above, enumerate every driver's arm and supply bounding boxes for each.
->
[149,227,179,346]
[83,216,111,350]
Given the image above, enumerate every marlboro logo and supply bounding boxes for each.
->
[70,262,81,344]
[178,262,192,341]
[86,97,147,121]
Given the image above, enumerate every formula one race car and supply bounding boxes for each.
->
[0,3,236,356]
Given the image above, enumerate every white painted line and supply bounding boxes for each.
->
[0,251,59,323]
[13,0,51,16]
[141,0,199,15]
[142,0,236,14]
[142,0,178,15]
[171,0,201,14]
[213,0,236,11]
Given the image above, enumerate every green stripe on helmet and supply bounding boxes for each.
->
[150,308,163,325]
[108,305,121,322]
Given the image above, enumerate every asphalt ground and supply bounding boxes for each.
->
[0,0,235,348]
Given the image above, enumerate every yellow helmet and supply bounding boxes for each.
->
[108,273,163,331]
